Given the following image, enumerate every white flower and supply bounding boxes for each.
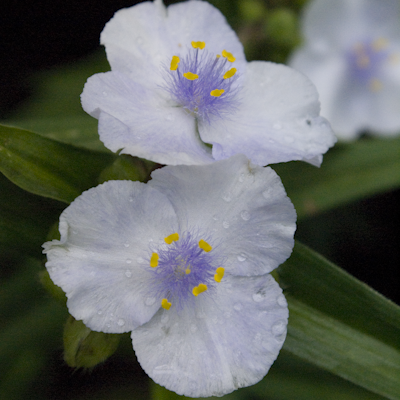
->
[43,155,296,397]
[290,0,400,140]
[81,0,335,166]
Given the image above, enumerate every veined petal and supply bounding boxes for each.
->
[43,181,179,333]
[81,71,213,165]
[149,154,296,276]
[199,61,336,166]
[131,273,288,397]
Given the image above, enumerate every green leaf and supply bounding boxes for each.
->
[279,241,400,400]
[272,137,400,219]
[0,124,116,203]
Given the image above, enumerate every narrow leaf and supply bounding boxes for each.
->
[0,124,115,203]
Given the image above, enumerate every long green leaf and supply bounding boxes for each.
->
[0,124,115,203]
[279,242,400,400]
[272,137,400,219]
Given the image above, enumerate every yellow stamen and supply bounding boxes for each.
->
[369,78,383,92]
[183,72,199,80]
[223,68,237,79]
[150,253,159,268]
[216,54,221,58]
[191,41,206,49]
[214,267,225,283]
[372,37,388,52]
[185,268,191,275]
[161,298,172,310]
[222,49,236,62]
[192,283,208,297]
[198,239,212,252]
[164,233,180,244]
[170,55,180,71]
[210,89,225,97]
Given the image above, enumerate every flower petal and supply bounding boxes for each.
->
[81,71,213,165]
[101,0,246,80]
[131,273,288,397]
[199,61,336,166]
[149,154,296,276]
[43,180,179,333]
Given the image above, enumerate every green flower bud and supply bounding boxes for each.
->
[63,315,121,369]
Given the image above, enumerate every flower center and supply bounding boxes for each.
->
[147,232,224,310]
[347,37,397,92]
[162,41,240,122]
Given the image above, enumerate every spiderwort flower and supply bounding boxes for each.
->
[81,0,335,166]
[289,0,400,140]
[43,155,296,397]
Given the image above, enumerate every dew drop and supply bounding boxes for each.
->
[124,242,130,248]
[97,310,102,315]
[240,210,250,221]
[238,173,245,182]
[129,197,134,202]
[145,297,156,306]
[212,214,219,221]
[126,258,132,264]
[252,287,267,302]
[222,192,232,202]
[190,324,197,333]
[277,294,287,307]
[166,113,174,121]
[117,319,125,327]
[137,257,145,264]
[102,91,107,96]
[268,138,275,144]
[106,323,111,328]
[222,220,230,229]
[233,303,243,311]
[125,270,132,278]
[237,253,247,262]
[262,188,273,199]
[272,320,287,341]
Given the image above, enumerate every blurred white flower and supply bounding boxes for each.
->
[290,0,400,140]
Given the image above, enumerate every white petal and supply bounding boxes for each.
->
[199,62,336,166]
[81,71,213,165]
[101,0,246,80]
[131,273,288,397]
[149,154,296,276]
[43,181,179,333]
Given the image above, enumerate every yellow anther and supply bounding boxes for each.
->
[222,49,236,62]
[191,41,206,49]
[369,78,383,92]
[161,298,172,310]
[372,37,388,52]
[214,267,225,283]
[185,268,191,275]
[210,89,225,97]
[150,253,159,268]
[198,239,212,252]
[216,54,221,58]
[356,54,370,69]
[170,55,180,71]
[164,233,179,244]
[183,72,199,80]
[192,283,208,297]
[223,68,237,79]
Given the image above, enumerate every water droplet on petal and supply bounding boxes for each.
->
[190,324,197,333]
[126,258,132,264]
[253,287,267,302]
[124,242,130,248]
[125,270,132,278]
[145,297,156,306]
[97,310,102,315]
[272,320,287,341]
[239,173,245,182]
[166,114,174,121]
[213,214,219,221]
[129,197,134,202]
[277,294,287,307]
[240,210,250,221]
[262,188,273,199]
[233,303,243,311]
[102,91,107,96]
[222,220,230,229]
[117,319,125,327]
[137,257,145,264]
[237,253,247,262]
[222,192,232,202]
